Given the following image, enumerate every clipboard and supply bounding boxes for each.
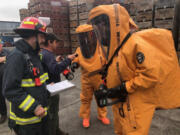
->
[46,80,76,96]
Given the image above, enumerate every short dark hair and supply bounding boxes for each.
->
[44,33,60,46]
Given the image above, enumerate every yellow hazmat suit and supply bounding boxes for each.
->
[73,24,109,127]
[89,4,180,135]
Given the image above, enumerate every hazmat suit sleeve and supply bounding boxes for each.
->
[125,42,160,93]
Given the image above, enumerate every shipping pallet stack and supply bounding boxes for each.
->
[69,0,93,53]
[133,0,154,30]
[19,8,30,21]
[28,0,71,55]
[154,0,175,30]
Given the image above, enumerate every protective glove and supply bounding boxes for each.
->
[107,82,128,102]
[71,62,79,72]
[94,84,109,108]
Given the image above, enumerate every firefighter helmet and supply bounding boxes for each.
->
[14,17,47,37]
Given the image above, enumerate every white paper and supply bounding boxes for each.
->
[47,80,76,96]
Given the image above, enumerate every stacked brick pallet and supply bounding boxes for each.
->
[154,0,175,30]
[134,0,154,30]
[27,0,70,55]
[19,9,30,21]
[69,0,95,53]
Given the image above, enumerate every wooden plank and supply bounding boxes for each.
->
[136,0,153,12]
[137,21,152,29]
[155,0,175,9]
[70,21,78,28]
[78,0,87,5]
[69,0,78,6]
[70,6,77,14]
[70,27,77,34]
[124,0,135,4]
[155,19,173,29]
[79,19,87,25]
[155,8,174,20]
[71,41,80,48]
[78,4,89,13]
[70,13,78,21]
[79,12,88,20]
[136,11,152,22]
[71,34,78,42]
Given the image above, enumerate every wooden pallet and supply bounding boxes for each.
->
[154,19,173,29]
[70,13,78,21]
[70,20,78,28]
[136,0,153,12]
[79,19,88,25]
[71,34,79,42]
[137,21,152,29]
[79,12,88,20]
[155,7,174,20]
[71,41,80,48]
[155,0,175,9]
[136,10,153,22]
[70,27,78,34]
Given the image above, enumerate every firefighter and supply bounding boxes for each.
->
[72,24,110,128]
[3,17,49,135]
[41,33,76,135]
[89,4,180,135]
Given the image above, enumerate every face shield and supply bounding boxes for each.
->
[91,14,111,59]
[78,30,97,58]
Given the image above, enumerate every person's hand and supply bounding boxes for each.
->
[56,55,62,62]
[34,105,46,118]
[67,53,78,60]
[0,56,6,63]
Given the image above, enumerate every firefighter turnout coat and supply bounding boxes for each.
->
[3,39,49,126]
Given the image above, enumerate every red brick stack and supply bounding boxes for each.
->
[28,0,71,55]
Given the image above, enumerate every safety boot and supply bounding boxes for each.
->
[83,118,90,128]
[98,117,110,125]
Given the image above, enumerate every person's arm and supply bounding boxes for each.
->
[3,52,40,114]
[42,52,71,75]
[125,43,160,93]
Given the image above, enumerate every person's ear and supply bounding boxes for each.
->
[48,40,52,45]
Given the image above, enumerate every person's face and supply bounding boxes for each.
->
[52,40,60,53]
[37,33,46,47]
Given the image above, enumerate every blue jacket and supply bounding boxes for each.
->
[41,49,71,84]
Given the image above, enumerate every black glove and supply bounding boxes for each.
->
[94,84,109,108]
[71,62,79,72]
[107,82,128,102]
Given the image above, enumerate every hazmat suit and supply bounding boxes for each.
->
[89,4,180,135]
[72,24,110,127]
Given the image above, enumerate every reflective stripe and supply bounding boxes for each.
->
[19,95,35,112]
[39,53,43,61]
[21,73,49,87]
[40,73,49,84]
[10,103,48,125]
[24,21,34,25]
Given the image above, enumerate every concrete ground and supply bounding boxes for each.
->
[1,69,180,135]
